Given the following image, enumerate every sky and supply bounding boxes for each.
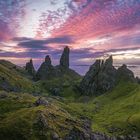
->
[0,0,140,75]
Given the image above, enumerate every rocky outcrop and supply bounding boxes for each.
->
[60,46,70,69]
[35,47,80,81]
[80,56,117,95]
[64,118,117,140]
[36,55,55,80]
[34,97,49,106]
[25,59,36,76]
[80,56,137,96]
[117,64,136,82]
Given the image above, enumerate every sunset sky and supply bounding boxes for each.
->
[0,0,140,75]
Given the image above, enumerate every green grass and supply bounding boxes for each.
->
[61,81,140,137]
[0,59,140,138]
[37,73,82,98]
[0,92,84,140]
[0,62,40,93]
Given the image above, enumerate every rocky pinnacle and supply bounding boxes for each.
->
[25,59,35,76]
[60,46,70,69]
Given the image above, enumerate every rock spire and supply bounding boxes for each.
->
[60,46,70,69]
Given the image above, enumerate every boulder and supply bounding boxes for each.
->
[25,59,36,76]
[34,97,49,106]
[51,132,59,140]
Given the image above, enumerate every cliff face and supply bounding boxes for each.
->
[80,56,136,96]
[80,56,116,95]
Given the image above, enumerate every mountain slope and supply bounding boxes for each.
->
[62,81,140,138]
[0,92,114,140]
[0,60,37,92]
[37,69,82,98]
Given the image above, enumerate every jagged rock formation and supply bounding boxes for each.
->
[36,55,55,80]
[80,56,117,95]
[80,56,137,96]
[25,59,35,76]
[60,46,70,69]
[35,47,80,81]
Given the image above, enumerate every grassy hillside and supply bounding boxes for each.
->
[61,81,140,137]
[37,71,82,98]
[0,60,30,78]
[0,92,88,140]
[0,60,38,93]
[0,60,140,139]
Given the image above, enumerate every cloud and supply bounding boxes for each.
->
[18,35,74,49]
[51,0,140,41]
[0,0,140,75]
[0,0,26,41]
[12,37,32,42]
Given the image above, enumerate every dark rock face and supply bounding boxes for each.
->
[36,55,55,80]
[35,47,80,81]
[45,55,52,65]
[117,64,136,82]
[60,46,70,69]
[25,59,35,76]
[80,56,137,96]
[80,56,117,95]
